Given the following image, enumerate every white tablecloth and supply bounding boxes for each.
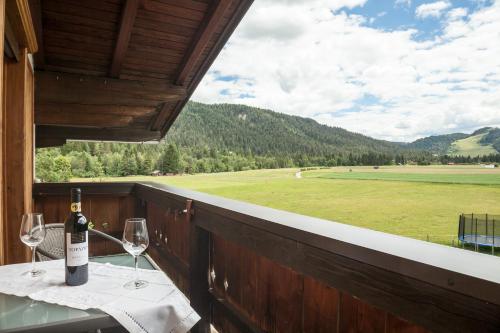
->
[0,259,200,333]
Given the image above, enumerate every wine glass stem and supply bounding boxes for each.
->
[134,255,139,282]
[31,246,36,273]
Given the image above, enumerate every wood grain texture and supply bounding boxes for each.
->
[110,0,140,77]
[6,0,37,52]
[35,126,161,145]
[175,0,232,85]
[3,49,33,264]
[0,0,5,266]
[28,0,44,68]
[134,181,500,333]
[35,71,186,105]
[31,0,253,143]
[32,183,458,332]
[34,193,136,257]
[303,276,339,333]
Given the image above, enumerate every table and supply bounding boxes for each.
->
[0,253,159,333]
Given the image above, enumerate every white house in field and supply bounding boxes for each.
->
[483,164,496,169]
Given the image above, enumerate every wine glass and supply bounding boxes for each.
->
[122,218,149,289]
[19,213,46,277]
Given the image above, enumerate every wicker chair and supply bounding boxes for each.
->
[36,223,123,261]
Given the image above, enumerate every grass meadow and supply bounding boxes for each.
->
[75,165,500,246]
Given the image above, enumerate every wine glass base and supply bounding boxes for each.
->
[124,279,148,290]
[23,269,46,278]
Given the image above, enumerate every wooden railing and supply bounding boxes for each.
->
[34,182,500,333]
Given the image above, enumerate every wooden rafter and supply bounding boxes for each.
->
[28,0,45,68]
[160,0,254,136]
[150,101,180,131]
[36,125,162,144]
[110,0,140,77]
[175,0,232,86]
[36,71,187,106]
[37,103,157,117]
[36,111,135,128]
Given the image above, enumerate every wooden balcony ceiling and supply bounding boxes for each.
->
[32,0,252,147]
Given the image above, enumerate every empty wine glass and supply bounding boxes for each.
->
[19,213,46,277]
[122,218,149,289]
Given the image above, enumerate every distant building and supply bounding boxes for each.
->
[483,164,496,169]
[151,170,162,176]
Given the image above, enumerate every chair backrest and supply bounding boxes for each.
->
[36,223,124,261]
[37,223,65,261]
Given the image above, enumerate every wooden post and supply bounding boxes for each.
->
[189,200,211,333]
[3,48,34,264]
[0,0,5,265]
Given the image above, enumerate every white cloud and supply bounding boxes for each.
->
[395,0,411,7]
[447,7,468,20]
[192,0,500,142]
[416,1,451,19]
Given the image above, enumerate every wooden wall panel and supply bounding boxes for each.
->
[303,276,339,333]
[3,48,33,264]
[210,235,430,333]
[339,293,386,333]
[146,201,190,294]
[35,194,134,257]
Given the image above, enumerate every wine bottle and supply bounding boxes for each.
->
[65,188,89,286]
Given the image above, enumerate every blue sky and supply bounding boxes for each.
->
[349,0,492,39]
[192,0,500,142]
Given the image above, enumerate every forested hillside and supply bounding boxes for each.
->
[170,102,405,156]
[480,128,500,152]
[35,102,499,182]
[405,133,469,154]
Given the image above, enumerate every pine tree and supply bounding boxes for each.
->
[160,143,182,174]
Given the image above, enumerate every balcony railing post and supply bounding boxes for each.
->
[188,201,211,333]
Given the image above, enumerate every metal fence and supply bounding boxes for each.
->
[458,214,500,248]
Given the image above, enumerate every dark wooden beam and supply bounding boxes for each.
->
[36,111,134,128]
[161,0,254,135]
[150,102,172,131]
[4,15,20,61]
[110,0,140,77]
[35,137,67,148]
[36,125,161,145]
[175,0,232,86]
[28,0,45,68]
[36,71,187,106]
[33,182,136,197]
[36,103,157,117]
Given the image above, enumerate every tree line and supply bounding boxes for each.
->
[35,139,499,182]
[34,102,499,182]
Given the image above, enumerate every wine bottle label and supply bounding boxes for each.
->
[66,231,88,266]
[70,202,81,213]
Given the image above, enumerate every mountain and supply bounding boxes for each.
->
[36,102,499,181]
[405,127,500,156]
[479,128,500,152]
[166,102,412,157]
[406,133,469,154]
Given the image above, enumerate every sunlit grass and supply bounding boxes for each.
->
[74,165,500,246]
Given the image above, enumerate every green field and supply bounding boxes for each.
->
[449,133,498,156]
[76,165,500,246]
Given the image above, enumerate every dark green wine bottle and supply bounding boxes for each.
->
[64,188,88,286]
